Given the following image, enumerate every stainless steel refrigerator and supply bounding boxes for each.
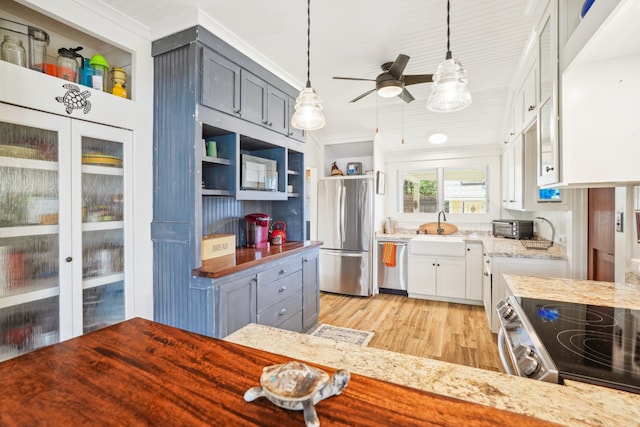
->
[317,176,373,296]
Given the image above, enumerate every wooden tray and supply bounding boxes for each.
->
[419,222,459,235]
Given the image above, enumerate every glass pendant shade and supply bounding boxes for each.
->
[427,57,472,113]
[291,86,326,131]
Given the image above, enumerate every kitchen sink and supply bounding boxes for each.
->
[409,235,465,256]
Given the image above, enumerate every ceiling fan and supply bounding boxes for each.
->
[332,54,433,103]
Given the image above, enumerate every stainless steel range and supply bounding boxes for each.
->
[497,296,640,394]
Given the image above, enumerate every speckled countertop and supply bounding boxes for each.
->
[504,274,640,309]
[226,323,639,427]
[377,230,568,261]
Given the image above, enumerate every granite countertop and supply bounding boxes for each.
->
[226,323,639,426]
[376,231,567,261]
[504,274,640,309]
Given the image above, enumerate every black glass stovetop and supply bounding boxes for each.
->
[518,297,640,394]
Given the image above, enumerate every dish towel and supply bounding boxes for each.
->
[382,242,396,268]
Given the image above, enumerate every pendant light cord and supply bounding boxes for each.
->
[305,0,312,88]
[445,0,452,60]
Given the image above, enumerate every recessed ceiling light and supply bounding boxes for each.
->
[429,133,448,144]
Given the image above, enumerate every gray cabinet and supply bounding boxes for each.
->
[267,85,289,136]
[189,247,319,338]
[152,26,309,334]
[201,48,241,117]
[241,70,269,126]
[302,250,319,331]
[218,273,257,337]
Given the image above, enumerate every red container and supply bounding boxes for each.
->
[244,213,270,248]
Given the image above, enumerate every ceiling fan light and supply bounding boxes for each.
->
[377,84,403,98]
[291,86,326,131]
[427,58,472,113]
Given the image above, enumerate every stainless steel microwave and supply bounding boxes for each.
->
[492,220,534,240]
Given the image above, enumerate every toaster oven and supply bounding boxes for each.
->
[492,220,534,240]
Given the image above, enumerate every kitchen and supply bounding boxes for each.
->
[1,0,640,425]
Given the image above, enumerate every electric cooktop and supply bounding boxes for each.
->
[518,297,640,394]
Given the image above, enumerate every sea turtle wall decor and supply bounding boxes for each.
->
[244,361,350,427]
[55,84,92,115]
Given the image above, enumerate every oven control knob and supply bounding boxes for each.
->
[521,352,541,377]
[497,300,517,322]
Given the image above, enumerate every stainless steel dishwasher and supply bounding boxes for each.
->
[377,239,408,296]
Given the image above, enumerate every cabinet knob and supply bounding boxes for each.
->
[437,263,440,267]
[303,258,308,263]
[484,272,489,276]
[528,105,535,111]
[432,263,436,266]
[486,260,490,264]
[288,132,293,136]
[233,108,241,115]
[279,308,287,316]
[467,248,470,251]
[545,166,554,172]
[65,256,73,262]
[278,285,287,293]
[279,269,286,275]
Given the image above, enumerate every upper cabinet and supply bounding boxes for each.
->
[201,48,241,116]
[536,4,560,187]
[560,0,640,186]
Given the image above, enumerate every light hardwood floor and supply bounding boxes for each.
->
[318,292,503,373]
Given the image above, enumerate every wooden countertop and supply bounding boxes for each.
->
[0,318,558,426]
[193,240,322,279]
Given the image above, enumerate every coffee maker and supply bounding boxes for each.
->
[244,213,270,248]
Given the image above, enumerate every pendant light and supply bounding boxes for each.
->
[427,0,472,113]
[291,0,326,131]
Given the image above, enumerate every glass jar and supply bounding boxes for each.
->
[1,35,26,67]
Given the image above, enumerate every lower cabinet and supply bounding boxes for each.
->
[465,243,483,301]
[485,256,568,333]
[190,247,319,338]
[302,250,319,331]
[408,255,466,300]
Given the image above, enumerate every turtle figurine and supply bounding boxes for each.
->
[55,84,92,115]
[244,361,350,427]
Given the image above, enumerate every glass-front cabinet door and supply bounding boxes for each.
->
[0,104,71,361]
[0,103,132,360]
[72,120,133,337]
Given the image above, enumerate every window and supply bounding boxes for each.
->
[400,166,487,214]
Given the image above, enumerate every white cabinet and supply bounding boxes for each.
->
[408,255,466,300]
[0,102,133,361]
[465,243,483,301]
[522,63,537,130]
[502,136,524,210]
[560,0,640,186]
[485,255,568,333]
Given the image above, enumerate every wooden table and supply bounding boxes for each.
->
[0,318,558,426]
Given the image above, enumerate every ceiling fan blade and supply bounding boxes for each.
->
[333,77,376,82]
[349,88,376,103]
[398,88,415,103]
[387,54,410,80]
[404,74,433,85]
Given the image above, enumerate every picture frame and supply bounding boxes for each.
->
[376,171,386,195]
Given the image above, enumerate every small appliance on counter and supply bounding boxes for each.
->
[346,162,362,176]
[492,219,534,240]
[269,221,287,244]
[244,213,270,248]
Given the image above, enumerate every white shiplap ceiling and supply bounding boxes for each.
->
[98,0,536,152]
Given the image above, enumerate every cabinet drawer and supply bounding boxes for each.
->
[257,257,301,284]
[257,291,302,328]
[257,270,302,312]
[276,310,303,333]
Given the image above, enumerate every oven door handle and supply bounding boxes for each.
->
[497,328,515,376]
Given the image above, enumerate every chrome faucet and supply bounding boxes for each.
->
[437,210,447,234]
[535,216,555,247]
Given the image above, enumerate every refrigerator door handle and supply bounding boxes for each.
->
[340,183,346,243]
[320,249,366,257]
